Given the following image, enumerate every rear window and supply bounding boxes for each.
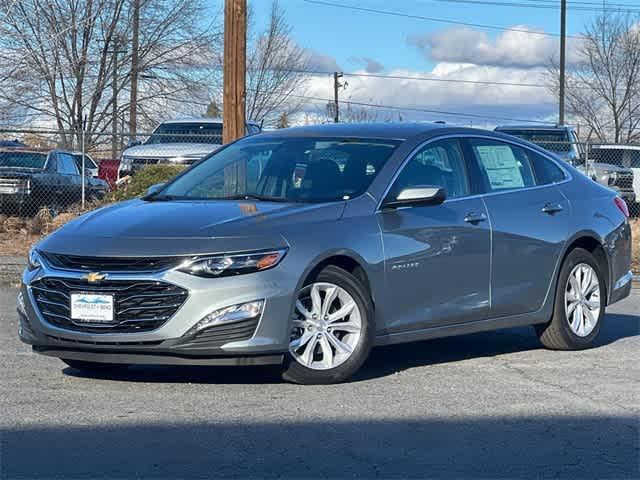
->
[498,129,572,153]
[0,151,46,169]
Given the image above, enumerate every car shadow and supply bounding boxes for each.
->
[62,313,639,385]
[3,416,638,478]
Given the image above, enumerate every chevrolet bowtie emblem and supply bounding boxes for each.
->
[83,272,108,283]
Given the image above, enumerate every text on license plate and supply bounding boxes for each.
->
[70,293,114,322]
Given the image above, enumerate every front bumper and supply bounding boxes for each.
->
[19,259,298,365]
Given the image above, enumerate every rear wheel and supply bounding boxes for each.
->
[282,265,374,384]
[62,359,129,372]
[536,248,605,350]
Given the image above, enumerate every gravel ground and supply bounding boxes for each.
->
[0,286,638,479]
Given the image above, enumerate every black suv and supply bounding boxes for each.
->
[0,149,109,216]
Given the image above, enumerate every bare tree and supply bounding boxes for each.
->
[0,0,220,148]
[548,12,640,143]
[244,1,309,125]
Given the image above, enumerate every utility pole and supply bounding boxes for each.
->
[333,72,344,123]
[559,0,567,125]
[107,37,127,159]
[129,0,140,136]
[223,0,247,144]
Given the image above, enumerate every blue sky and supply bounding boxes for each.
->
[247,0,597,73]
[210,1,627,126]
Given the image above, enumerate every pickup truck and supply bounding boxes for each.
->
[0,149,109,216]
[494,125,636,205]
[118,117,261,178]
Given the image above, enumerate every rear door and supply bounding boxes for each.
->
[465,137,570,317]
[378,138,491,333]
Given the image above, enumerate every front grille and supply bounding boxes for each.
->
[31,277,188,333]
[613,173,634,190]
[41,252,182,273]
[0,177,27,193]
[177,318,259,349]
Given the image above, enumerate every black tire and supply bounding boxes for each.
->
[536,248,606,350]
[62,359,129,372]
[282,265,375,385]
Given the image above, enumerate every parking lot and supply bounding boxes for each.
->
[1,285,638,479]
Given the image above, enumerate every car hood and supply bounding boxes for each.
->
[122,143,221,159]
[39,199,345,257]
[0,167,41,176]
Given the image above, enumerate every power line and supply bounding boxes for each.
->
[420,0,640,13]
[302,0,586,39]
[275,91,558,125]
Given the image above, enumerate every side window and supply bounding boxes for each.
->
[529,150,566,185]
[56,153,79,175]
[469,139,536,192]
[390,139,470,200]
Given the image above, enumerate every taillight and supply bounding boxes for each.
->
[614,196,629,218]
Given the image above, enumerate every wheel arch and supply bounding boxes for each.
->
[558,231,611,304]
[296,250,375,308]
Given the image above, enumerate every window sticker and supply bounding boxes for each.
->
[475,145,525,189]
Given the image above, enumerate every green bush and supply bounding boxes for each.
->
[107,165,185,202]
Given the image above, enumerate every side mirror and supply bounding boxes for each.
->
[127,139,142,148]
[382,186,447,209]
[146,183,165,196]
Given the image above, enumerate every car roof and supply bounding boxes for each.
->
[0,148,48,154]
[494,125,573,131]
[161,117,261,126]
[255,122,471,140]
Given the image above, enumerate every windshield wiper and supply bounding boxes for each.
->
[146,194,178,202]
[220,194,291,202]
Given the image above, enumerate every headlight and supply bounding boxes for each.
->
[177,248,288,278]
[27,247,41,271]
[186,300,264,335]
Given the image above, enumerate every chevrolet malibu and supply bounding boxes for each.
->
[18,124,633,384]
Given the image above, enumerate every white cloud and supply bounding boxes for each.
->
[305,49,342,72]
[304,64,555,113]
[408,26,582,68]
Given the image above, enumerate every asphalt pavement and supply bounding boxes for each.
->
[1,286,638,479]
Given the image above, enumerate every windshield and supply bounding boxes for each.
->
[145,123,223,145]
[0,151,46,169]
[499,130,572,153]
[154,136,401,203]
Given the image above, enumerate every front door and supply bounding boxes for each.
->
[377,138,491,334]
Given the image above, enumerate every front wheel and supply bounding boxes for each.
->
[282,265,374,384]
[536,248,605,350]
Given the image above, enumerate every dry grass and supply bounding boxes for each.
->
[0,209,80,256]
[631,220,639,273]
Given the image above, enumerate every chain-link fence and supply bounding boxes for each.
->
[0,124,229,219]
[0,126,639,219]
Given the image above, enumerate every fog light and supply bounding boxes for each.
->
[16,290,26,315]
[187,300,264,335]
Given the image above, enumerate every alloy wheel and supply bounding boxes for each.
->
[565,263,601,337]
[289,282,362,370]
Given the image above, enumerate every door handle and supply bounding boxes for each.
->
[542,203,564,214]
[464,212,487,224]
